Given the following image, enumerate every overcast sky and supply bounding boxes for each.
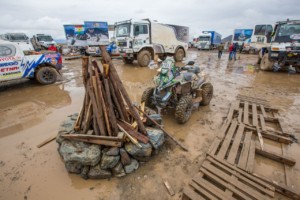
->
[0,0,299,40]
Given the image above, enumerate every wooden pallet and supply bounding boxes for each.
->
[182,156,275,200]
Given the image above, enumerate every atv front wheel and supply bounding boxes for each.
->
[36,66,57,85]
[200,83,213,106]
[175,95,193,124]
[141,87,155,109]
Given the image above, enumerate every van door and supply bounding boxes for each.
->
[133,24,150,46]
[0,44,23,81]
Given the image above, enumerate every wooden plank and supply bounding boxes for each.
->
[182,187,205,200]
[243,102,249,124]
[37,135,56,148]
[259,114,266,131]
[237,108,243,123]
[255,146,296,166]
[260,105,267,118]
[252,103,258,126]
[192,173,230,199]
[238,131,252,170]
[246,135,256,173]
[118,120,149,144]
[199,168,254,200]
[227,123,245,165]
[189,181,218,200]
[217,120,231,139]
[207,138,221,156]
[217,120,238,160]
[282,143,293,188]
[202,161,270,200]
[163,180,175,196]
[207,156,275,194]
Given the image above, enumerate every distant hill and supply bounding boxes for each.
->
[221,35,232,43]
[55,39,66,44]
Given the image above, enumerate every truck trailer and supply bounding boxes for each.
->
[196,31,221,50]
[114,19,189,67]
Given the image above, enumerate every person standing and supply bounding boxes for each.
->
[228,43,234,60]
[48,44,57,52]
[231,42,238,61]
[217,43,224,59]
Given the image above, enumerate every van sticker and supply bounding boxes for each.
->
[290,34,300,40]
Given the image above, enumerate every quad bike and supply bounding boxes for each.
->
[141,57,213,124]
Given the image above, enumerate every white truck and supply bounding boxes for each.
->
[258,19,300,72]
[0,41,63,84]
[0,33,34,51]
[31,34,57,50]
[114,19,189,67]
[196,31,222,50]
[246,24,273,54]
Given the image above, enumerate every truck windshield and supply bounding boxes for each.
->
[38,35,53,42]
[9,34,27,41]
[199,36,210,41]
[274,23,300,42]
[116,24,130,37]
[254,25,273,36]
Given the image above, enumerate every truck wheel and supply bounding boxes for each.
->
[175,95,193,124]
[36,66,57,85]
[141,87,155,109]
[137,50,151,67]
[122,57,134,64]
[260,53,274,71]
[200,83,213,106]
[174,48,184,62]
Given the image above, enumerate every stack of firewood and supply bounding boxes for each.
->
[63,46,149,146]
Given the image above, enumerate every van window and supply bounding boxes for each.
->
[134,24,148,36]
[0,44,16,57]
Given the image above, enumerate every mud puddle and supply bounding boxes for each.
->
[0,50,299,199]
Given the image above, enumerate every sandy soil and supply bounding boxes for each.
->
[0,49,299,200]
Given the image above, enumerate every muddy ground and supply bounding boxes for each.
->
[0,49,299,200]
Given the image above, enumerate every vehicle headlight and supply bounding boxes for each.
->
[271,47,279,51]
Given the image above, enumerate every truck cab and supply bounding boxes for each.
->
[197,33,212,50]
[259,20,300,72]
[31,34,56,50]
[115,19,189,67]
[248,24,273,54]
[0,33,34,51]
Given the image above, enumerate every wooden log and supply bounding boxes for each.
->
[103,78,119,136]
[99,45,146,134]
[117,124,142,148]
[82,56,89,87]
[135,105,188,151]
[82,101,92,134]
[37,135,57,148]
[118,120,149,144]
[108,79,125,120]
[163,180,175,196]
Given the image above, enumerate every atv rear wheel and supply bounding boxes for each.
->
[200,83,213,106]
[175,95,193,124]
[137,50,151,67]
[36,66,57,85]
[174,48,184,62]
[260,53,274,71]
[141,87,155,109]
[122,57,134,64]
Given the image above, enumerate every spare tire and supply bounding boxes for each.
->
[174,48,185,62]
[36,66,57,85]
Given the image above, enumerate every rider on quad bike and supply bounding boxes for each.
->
[141,57,213,124]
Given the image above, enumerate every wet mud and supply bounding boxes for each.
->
[0,49,299,200]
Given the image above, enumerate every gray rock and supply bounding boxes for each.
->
[65,161,83,174]
[70,113,79,121]
[80,165,90,180]
[146,114,162,126]
[59,140,101,166]
[100,154,120,170]
[146,128,165,149]
[112,162,126,177]
[125,142,152,157]
[88,164,111,179]
[120,148,131,165]
[56,116,77,144]
[124,159,139,174]
[104,147,120,156]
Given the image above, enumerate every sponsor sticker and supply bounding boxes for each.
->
[0,66,21,78]
[0,56,21,62]
[290,34,300,40]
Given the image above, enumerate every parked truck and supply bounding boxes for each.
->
[0,33,34,51]
[0,41,63,85]
[196,31,221,50]
[31,34,56,51]
[258,19,300,72]
[114,19,189,67]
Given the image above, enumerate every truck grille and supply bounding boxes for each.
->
[118,41,127,47]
